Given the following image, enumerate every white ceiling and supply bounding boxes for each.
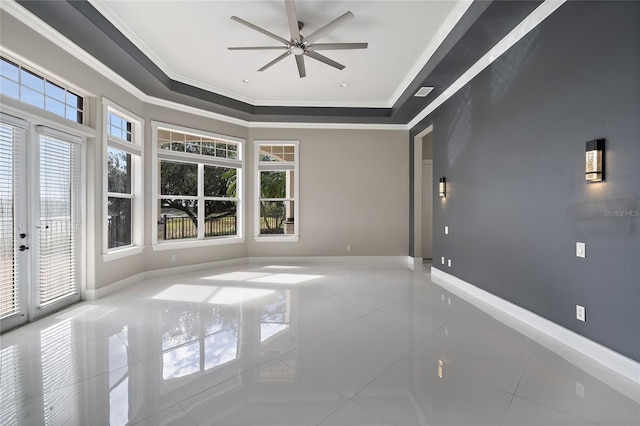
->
[89,0,471,108]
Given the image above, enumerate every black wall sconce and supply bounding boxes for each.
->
[439,177,447,197]
[585,139,605,182]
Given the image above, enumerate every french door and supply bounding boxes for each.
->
[0,114,82,332]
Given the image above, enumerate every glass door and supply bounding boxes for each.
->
[0,119,28,331]
[0,115,82,332]
[32,128,81,320]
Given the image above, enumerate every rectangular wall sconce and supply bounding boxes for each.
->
[439,177,447,197]
[585,139,604,182]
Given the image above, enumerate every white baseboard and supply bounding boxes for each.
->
[407,256,424,270]
[431,267,640,389]
[248,256,407,266]
[84,272,146,300]
[144,257,249,280]
[85,257,250,300]
[85,256,409,300]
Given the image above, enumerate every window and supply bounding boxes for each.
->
[103,99,143,258]
[255,141,299,241]
[152,123,244,247]
[0,56,84,124]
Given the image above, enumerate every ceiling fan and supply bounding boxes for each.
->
[228,0,368,78]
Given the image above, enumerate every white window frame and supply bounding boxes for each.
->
[151,121,245,250]
[0,53,86,125]
[254,140,299,242]
[102,98,144,261]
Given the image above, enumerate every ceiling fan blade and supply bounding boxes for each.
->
[307,43,368,50]
[304,11,355,44]
[231,16,289,45]
[285,0,301,42]
[258,51,291,72]
[228,46,289,50]
[304,51,345,70]
[295,54,306,78]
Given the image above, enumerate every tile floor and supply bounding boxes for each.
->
[1,261,639,425]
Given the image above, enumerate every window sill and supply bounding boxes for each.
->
[152,236,245,251]
[254,236,299,243]
[102,246,144,262]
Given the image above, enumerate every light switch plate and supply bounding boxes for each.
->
[576,305,586,322]
[576,242,586,258]
[445,226,449,235]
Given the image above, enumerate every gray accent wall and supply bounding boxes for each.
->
[422,1,640,361]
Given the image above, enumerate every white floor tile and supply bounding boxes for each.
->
[140,329,273,403]
[409,309,536,393]
[501,396,597,425]
[515,346,640,425]
[130,404,198,426]
[179,359,347,425]
[277,310,428,398]
[1,262,638,426]
[378,284,477,329]
[353,353,514,425]
[5,362,176,426]
[317,400,393,426]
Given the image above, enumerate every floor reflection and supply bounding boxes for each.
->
[1,263,637,425]
[0,269,299,424]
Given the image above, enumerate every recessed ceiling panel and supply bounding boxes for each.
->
[89,0,469,107]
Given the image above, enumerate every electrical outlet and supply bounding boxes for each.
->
[441,256,445,265]
[576,242,586,258]
[346,244,352,252]
[171,254,176,262]
[447,259,452,267]
[576,305,586,322]
[445,226,449,235]
[576,381,585,398]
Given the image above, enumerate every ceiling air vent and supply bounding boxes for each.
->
[414,86,434,97]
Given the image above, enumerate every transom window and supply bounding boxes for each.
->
[108,112,132,142]
[158,129,238,160]
[255,141,299,241]
[153,123,244,245]
[0,56,84,124]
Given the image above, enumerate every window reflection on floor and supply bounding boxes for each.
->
[204,331,238,371]
[261,290,290,344]
[0,345,20,425]
[0,268,302,423]
[109,327,128,426]
[161,305,241,380]
[41,320,79,425]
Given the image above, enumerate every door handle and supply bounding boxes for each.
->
[20,233,27,239]
[19,245,29,251]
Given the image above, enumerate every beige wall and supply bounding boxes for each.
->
[422,131,433,160]
[1,12,410,293]
[248,128,409,257]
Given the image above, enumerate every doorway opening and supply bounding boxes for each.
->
[412,125,433,267]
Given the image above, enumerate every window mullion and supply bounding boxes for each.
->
[159,195,196,201]
[198,163,204,240]
[107,192,134,199]
[108,137,141,156]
